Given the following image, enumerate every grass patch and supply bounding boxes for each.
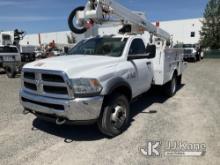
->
[204,50,220,58]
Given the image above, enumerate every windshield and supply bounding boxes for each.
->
[0,46,18,53]
[68,37,127,57]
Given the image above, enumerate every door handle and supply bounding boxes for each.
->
[146,62,151,65]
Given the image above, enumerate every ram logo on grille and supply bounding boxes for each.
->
[35,79,43,88]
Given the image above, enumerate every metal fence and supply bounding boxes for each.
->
[204,50,220,58]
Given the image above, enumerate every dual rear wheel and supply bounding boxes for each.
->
[164,74,182,97]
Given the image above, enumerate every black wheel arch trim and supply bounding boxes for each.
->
[102,77,132,100]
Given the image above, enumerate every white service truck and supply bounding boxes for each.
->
[0,30,35,78]
[20,0,187,137]
[175,43,204,62]
[183,44,198,62]
[0,45,21,77]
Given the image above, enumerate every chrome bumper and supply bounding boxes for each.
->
[184,53,196,58]
[20,90,104,121]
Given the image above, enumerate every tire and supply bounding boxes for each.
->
[197,55,201,61]
[98,93,130,137]
[177,75,182,85]
[68,6,87,34]
[164,74,177,97]
[193,57,197,62]
[6,66,16,78]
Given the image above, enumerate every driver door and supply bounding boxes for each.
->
[127,38,153,96]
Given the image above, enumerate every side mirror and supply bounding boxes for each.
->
[64,47,69,54]
[146,45,156,59]
[166,40,171,47]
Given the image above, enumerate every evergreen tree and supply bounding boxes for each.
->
[200,0,220,49]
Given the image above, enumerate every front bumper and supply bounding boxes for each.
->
[20,90,104,122]
[184,54,196,59]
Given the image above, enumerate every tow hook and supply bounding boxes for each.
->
[23,109,30,115]
[56,118,66,125]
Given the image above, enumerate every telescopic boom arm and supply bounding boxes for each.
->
[68,0,171,41]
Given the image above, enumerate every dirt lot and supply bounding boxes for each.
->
[0,59,219,165]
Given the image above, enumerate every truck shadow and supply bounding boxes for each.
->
[130,85,184,117]
[32,84,185,142]
[32,119,104,142]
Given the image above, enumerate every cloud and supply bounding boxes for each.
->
[0,0,22,6]
[0,0,42,8]
[0,16,65,22]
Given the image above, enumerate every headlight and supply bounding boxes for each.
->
[70,78,103,97]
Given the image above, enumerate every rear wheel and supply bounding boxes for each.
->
[177,75,182,85]
[98,93,130,137]
[193,57,196,62]
[164,74,177,97]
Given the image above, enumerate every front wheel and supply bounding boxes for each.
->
[5,66,16,78]
[98,93,130,137]
[68,6,87,34]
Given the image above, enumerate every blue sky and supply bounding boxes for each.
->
[0,0,208,34]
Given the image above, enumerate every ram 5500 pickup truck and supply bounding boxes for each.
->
[20,35,186,137]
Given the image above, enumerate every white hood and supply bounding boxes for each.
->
[24,55,122,78]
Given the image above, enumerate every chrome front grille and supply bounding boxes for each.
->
[42,74,65,83]
[22,69,72,99]
[184,49,192,54]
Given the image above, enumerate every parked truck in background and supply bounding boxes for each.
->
[0,45,21,77]
[175,43,204,62]
[19,45,36,63]
[0,30,35,78]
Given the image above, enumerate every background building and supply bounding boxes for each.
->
[20,18,203,46]
[20,31,85,46]
[158,18,203,44]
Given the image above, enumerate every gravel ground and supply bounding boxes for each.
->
[0,59,219,165]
